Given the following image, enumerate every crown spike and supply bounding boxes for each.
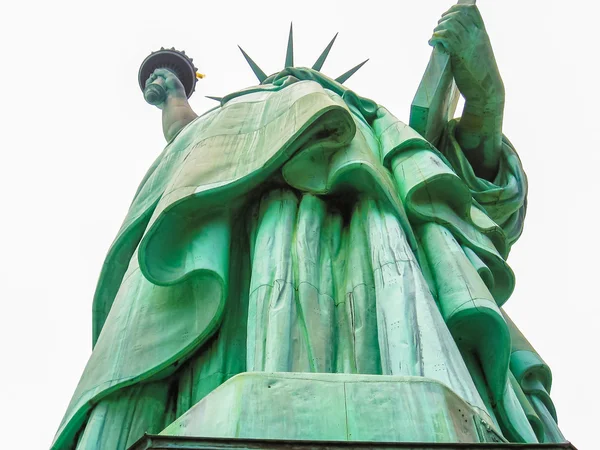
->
[312,33,338,71]
[285,23,294,68]
[334,59,369,84]
[206,96,223,102]
[238,46,267,82]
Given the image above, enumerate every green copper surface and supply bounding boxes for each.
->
[312,33,338,71]
[53,5,566,450]
[238,46,268,82]
[334,59,369,84]
[161,373,505,443]
[285,23,294,68]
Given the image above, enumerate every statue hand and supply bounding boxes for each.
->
[144,68,187,110]
[429,4,505,110]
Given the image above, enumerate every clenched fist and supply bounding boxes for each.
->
[430,4,505,110]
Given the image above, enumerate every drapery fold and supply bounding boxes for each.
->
[55,80,355,449]
[502,310,563,442]
[55,73,552,449]
[440,120,528,251]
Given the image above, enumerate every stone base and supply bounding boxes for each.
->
[129,434,576,450]
[159,373,506,443]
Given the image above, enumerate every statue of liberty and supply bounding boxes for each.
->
[52,4,567,449]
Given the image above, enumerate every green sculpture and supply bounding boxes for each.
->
[52,4,566,449]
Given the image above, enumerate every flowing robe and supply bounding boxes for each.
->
[52,69,563,449]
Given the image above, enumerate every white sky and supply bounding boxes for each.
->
[1,1,598,448]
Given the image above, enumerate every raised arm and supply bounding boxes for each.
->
[430,4,505,180]
[145,68,198,143]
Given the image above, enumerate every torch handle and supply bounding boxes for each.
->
[144,77,167,106]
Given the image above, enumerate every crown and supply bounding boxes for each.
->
[238,24,369,85]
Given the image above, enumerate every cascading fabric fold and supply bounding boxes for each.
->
[54,70,560,449]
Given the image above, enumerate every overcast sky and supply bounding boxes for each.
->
[1,1,598,448]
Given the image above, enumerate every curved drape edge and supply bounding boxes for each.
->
[91,144,170,346]
[92,202,157,347]
[378,110,533,443]
[92,80,356,341]
[509,372,545,441]
[53,270,228,450]
[138,104,356,287]
[281,112,419,255]
[89,111,212,345]
[57,87,356,449]
[69,76,541,448]
[440,120,528,252]
[280,103,532,443]
[502,309,558,424]
[418,222,539,444]
[387,149,514,306]
[417,223,511,401]
[373,108,523,307]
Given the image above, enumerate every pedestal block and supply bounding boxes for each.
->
[159,372,504,443]
[130,435,577,450]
